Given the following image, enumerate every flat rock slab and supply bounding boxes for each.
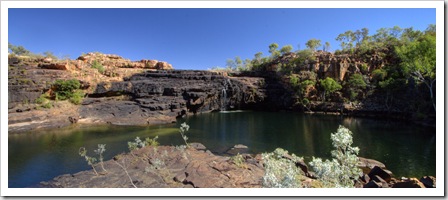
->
[39,144,264,188]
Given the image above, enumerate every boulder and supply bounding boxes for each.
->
[42,57,53,63]
[358,157,386,174]
[225,144,250,155]
[156,61,173,70]
[392,178,426,188]
[363,181,382,188]
[141,59,158,68]
[368,166,391,183]
[189,143,206,151]
[419,176,436,188]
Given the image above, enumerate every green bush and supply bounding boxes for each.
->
[359,63,369,73]
[289,74,300,88]
[347,74,367,89]
[35,93,50,104]
[371,69,387,82]
[309,125,362,188]
[53,79,81,101]
[91,60,105,74]
[42,101,53,109]
[69,90,84,105]
[320,77,342,101]
[145,136,159,147]
[35,93,53,109]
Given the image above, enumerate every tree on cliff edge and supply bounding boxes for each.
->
[320,77,342,102]
[305,39,321,52]
[395,25,436,111]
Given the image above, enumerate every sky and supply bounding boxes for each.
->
[8,8,435,70]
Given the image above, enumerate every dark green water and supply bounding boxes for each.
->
[8,111,436,188]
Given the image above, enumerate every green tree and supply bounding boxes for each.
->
[8,43,30,56]
[320,77,342,101]
[395,29,436,111]
[280,45,293,55]
[243,58,252,71]
[347,74,366,89]
[43,51,58,60]
[400,27,423,43]
[226,58,236,70]
[336,30,355,51]
[305,39,321,51]
[269,43,280,58]
[254,52,263,63]
[371,69,387,83]
[323,42,331,52]
[235,56,244,71]
[346,74,367,101]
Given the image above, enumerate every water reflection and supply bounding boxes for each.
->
[9,112,435,188]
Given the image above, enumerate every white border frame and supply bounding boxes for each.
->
[1,0,444,197]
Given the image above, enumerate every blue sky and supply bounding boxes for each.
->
[8,8,435,70]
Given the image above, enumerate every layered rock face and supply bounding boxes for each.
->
[268,51,384,81]
[8,53,291,131]
[7,52,174,106]
[79,70,271,125]
[76,52,173,70]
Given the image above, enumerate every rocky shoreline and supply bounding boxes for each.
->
[39,143,435,188]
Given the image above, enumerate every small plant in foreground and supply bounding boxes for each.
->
[145,136,159,147]
[128,136,159,153]
[262,148,305,188]
[79,147,99,176]
[230,153,246,169]
[113,157,137,188]
[179,122,190,147]
[94,144,107,172]
[309,125,362,188]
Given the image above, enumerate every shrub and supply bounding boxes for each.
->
[94,144,107,172]
[145,136,159,147]
[230,153,246,169]
[128,135,159,152]
[42,101,53,109]
[69,90,84,105]
[348,74,367,89]
[320,77,342,101]
[179,122,190,147]
[302,98,310,106]
[128,137,145,151]
[359,63,369,73]
[35,93,50,104]
[79,147,99,176]
[289,74,300,88]
[371,68,387,82]
[309,125,362,188]
[91,60,105,74]
[35,93,53,109]
[53,79,81,101]
[262,148,305,188]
